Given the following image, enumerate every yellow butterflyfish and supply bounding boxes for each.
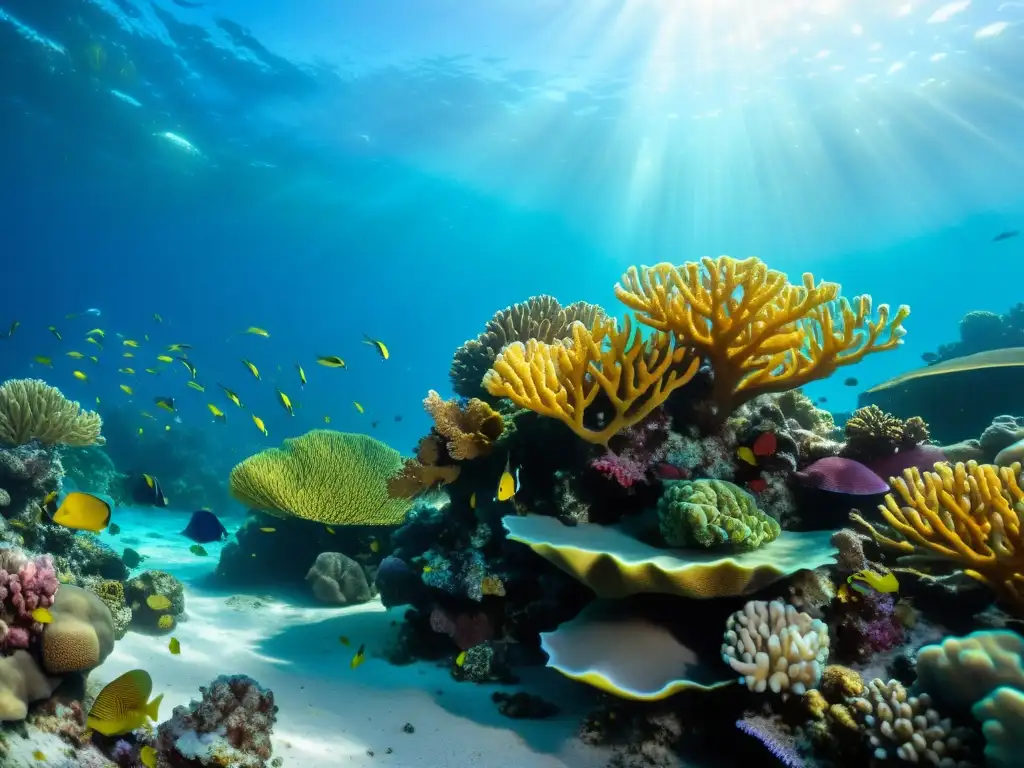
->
[52,491,112,532]
[495,456,520,502]
[31,607,53,624]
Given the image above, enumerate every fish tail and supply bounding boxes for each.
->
[146,693,164,722]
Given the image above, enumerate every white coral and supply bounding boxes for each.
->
[720,599,829,697]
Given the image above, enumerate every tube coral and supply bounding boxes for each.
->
[615,257,909,418]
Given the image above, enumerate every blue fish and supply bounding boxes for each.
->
[181,509,228,544]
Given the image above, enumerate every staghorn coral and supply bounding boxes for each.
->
[615,256,909,418]
[721,599,830,697]
[852,460,1024,615]
[451,295,606,400]
[155,674,278,768]
[483,315,700,445]
[387,435,460,499]
[657,479,780,550]
[848,678,975,765]
[0,378,104,447]
[230,429,412,525]
[422,390,503,460]
[0,548,59,651]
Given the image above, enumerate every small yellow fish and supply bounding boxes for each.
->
[455,651,467,667]
[123,339,139,348]
[73,370,88,382]
[31,607,53,624]
[352,401,364,414]
[252,414,268,436]
[276,389,294,416]
[324,415,331,423]
[89,355,99,363]
[219,384,243,408]
[86,328,104,337]
[481,575,506,597]
[179,358,197,379]
[241,359,260,380]
[495,456,520,502]
[339,635,350,646]
[350,643,366,669]
[187,381,205,392]
[325,526,336,535]
[66,350,85,359]
[207,403,226,421]
[141,746,158,768]
[165,425,171,431]
[48,326,62,340]
[848,568,899,596]
[369,539,380,553]
[296,364,307,388]
[34,356,52,367]
[145,368,159,374]
[316,355,346,368]
[260,527,276,533]
[138,428,144,436]
[119,367,135,375]
[737,446,757,466]
[156,355,174,363]
[469,492,476,509]
[362,334,390,360]
[422,565,433,573]
[167,343,192,352]
[154,396,175,413]
[245,326,270,337]
[86,336,102,347]
[51,491,112,533]
[123,352,135,358]
[153,314,163,324]
[146,595,172,611]
[141,411,155,419]
[32,750,45,761]
[96,397,101,404]
[120,384,133,396]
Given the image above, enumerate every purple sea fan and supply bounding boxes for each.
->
[795,456,890,495]
[735,714,805,768]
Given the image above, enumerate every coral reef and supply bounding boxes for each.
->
[0,444,62,524]
[0,379,104,447]
[657,479,780,550]
[154,675,277,768]
[125,571,184,633]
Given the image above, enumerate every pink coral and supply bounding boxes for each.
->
[0,549,58,650]
[591,453,648,487]
[155,675,277,768]
[429,606,493,650]
[590,408,672,487]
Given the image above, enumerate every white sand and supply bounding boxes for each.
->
[93,510,610,767]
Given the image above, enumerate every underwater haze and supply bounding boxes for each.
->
[1,0,1024,767]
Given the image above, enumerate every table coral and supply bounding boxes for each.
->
[0,378,104,447]
[155,674,277,768]
[0,548,58,651]
[482,315,699,445]
[657,478,781,550]
[852,460,1024,615]
[721,599,830,697]
[615,256,909,418]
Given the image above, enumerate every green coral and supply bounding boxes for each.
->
[657,479,780,550]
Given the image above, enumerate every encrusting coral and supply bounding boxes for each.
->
[422,389,504,460]
[615,256,909,418]
[450,295,606,400]
[230,429,412,525]
[720,599,830,697]
[483,314,700,445]
[0,379,104,447]
[657,478,781,550]
[852,460,1024,615]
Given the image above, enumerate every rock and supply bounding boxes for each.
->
[305,552,372,605]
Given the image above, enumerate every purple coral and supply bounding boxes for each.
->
[736,714,805,767]
[155,674,278,768]
[0,548,58,650]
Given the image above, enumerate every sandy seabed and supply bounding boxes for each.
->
[93,509,610,768]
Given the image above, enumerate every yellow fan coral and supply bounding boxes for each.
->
[0,378,104,446]
[229,430,412,526]
[482,315,699,445]
[615,257,909,416]
[852,461,1024,614]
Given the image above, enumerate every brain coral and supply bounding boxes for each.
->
[229,430,412,526]
[40,584,114,674]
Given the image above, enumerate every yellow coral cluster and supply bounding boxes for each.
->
[230,430,412,526]
[615,257,909,415]
[423,390,503,460]
[483,315,699,445]
[0,379,104,447]
[853,461,1024,614]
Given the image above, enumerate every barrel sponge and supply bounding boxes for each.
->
[916,630,1024,710]
[658,479,781,550]
[229,430,413,526]
[0,650,58,721]
[721,599,830,697]
[502,514,835,599]
[0,378,104,447]
[40,584,115,674]
[973,686,1024,767]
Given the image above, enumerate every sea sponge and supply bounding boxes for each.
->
[848,678,975,764]
[657,479,781,550]
[0,650,58,721]
[422,390,504,460]
[503,514,835,599]
[230,430,412,525]
[615,257,909,418]
[0,378,104,447]
[451,295,606,400]
[40,584,115,674]
[721,599,830,697]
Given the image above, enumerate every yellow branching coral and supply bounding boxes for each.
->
[423,390,504,460]
[482,315,699,445]
[615,257,909,416]
[0,379,104,447]
[229,430,412,526]
[852,460,1024,614]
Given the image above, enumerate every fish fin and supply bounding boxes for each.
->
[146,693,164,722]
